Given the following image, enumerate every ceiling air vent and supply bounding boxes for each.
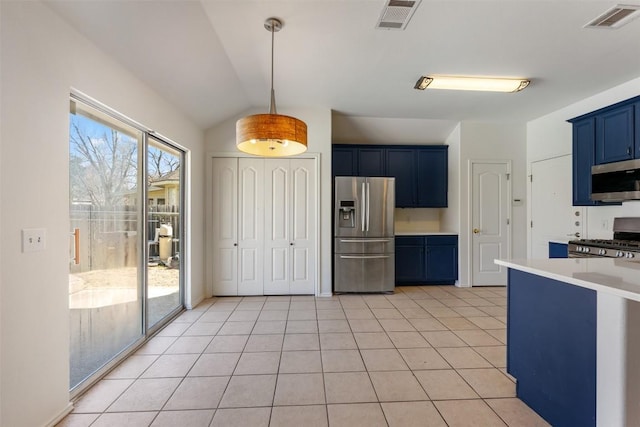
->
[585,4,640,29]
[376,0,422,30]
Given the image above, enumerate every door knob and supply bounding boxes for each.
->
[473,228,480,234]
[566,232,581,238]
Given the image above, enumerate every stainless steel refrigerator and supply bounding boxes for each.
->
[334,177,395,293]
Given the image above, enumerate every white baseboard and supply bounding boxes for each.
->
[46,402,74,427]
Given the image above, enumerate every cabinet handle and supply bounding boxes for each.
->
[628,147,632,156]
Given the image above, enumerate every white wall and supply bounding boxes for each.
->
[205,107,333,297]
[441,124,461,235]
[444,122,527,286]
[527,76,640,249]
[0,3,204,426]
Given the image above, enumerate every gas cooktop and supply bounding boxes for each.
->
[568,217,640,259]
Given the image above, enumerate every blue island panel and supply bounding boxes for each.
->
[507,269,596,427]
[548,242,568,258]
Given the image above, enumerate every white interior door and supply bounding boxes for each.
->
[530,155,583,258]
[211,158,238,295]
[290,158,316,294]
[471,161,510,286]
[238,158,264,295]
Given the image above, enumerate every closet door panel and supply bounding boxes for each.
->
[238,158,264,295]
[290,159,316,294]
[211,158,238,295]
[264,160,291,294]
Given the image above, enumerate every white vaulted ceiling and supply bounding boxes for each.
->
[47,0,640,142]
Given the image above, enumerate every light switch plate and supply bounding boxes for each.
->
[22,228,46,252]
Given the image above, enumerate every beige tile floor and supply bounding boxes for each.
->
[57,286,550,427]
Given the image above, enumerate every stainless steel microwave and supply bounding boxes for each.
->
[592,158,640,202]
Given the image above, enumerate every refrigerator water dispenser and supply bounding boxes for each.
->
[338,200,356,228]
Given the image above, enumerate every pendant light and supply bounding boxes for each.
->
[236,18,307,157]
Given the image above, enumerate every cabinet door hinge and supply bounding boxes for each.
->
[530,220,533,228]
[506,173,510,180]
[507,218,510,225]
[529,174,533,182]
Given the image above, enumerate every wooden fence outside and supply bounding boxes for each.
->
[70,204,180,273]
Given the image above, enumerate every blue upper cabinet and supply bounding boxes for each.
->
[571,117,597,206]
[417,148,448,207]
[386,148,417,207]
[358,148,385,177]
[332,146,357,176]
[569,95,640,206]
[595,104,634,164]
[332,144,448,208]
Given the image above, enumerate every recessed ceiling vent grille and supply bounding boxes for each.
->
[376,0,422,30]
[585,4,640,29]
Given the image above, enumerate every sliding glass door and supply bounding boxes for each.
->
[69,96,184,393]
[69,99,144,391]
[147,136,183,330]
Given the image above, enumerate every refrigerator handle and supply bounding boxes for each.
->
[366,182,370,231]
[361,182,366,232]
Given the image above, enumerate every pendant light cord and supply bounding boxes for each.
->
[269,19,277,115]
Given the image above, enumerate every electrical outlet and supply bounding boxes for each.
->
[22,228,46,252]
[601,220,609,230]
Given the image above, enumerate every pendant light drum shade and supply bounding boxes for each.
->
[236,17,308,157]
[236,113,307,156]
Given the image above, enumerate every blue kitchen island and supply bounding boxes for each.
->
[495,258,640,427]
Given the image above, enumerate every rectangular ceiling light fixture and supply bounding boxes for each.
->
[414,76,530,93]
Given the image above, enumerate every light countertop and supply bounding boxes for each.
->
[395,231,458,236]
[495,258,640,302]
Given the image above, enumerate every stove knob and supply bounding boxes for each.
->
[617,251,625,257]
[599,249,606,255]
[584,247,590,253]
[627,253,635,259]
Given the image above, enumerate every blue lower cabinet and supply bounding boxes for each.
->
[395,235,457,285]
[425,236,458,284]
[395,237,425,283]
[507,269,596,427]
[548,242,568,258]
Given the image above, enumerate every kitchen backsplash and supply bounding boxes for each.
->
[395,208,441,232]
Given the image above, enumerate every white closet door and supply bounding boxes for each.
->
[290,158,316,294]
[264,159,291,294]
[238,158,264,295]
[211,158,238,295]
